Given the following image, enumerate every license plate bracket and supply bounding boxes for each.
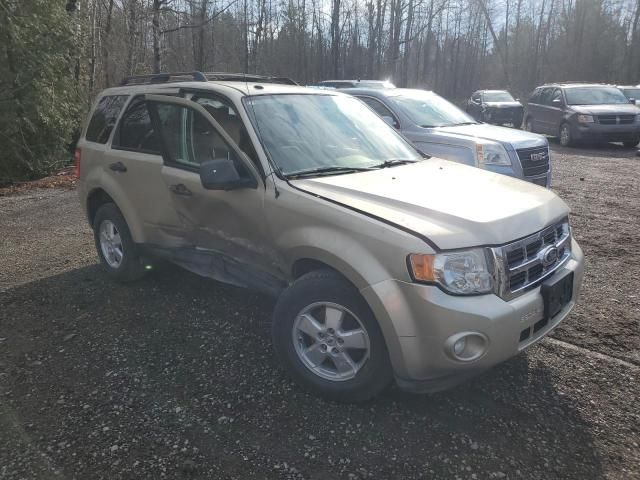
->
[541,269,574,320]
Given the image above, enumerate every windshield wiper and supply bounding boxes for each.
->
[451,122,479,126]
[286,165,374,179]
[369,158,419,169]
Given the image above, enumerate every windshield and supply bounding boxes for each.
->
[621,88,640,99]
[564,87,630,105]
[483,91,515,102]
[245,94,421,176]
[390,91,476,127]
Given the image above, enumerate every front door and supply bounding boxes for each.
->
[146,95,285,295]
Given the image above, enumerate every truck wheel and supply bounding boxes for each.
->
[93,203,146,282]
[272,269,392,402]
[623,139,639,148]
[559,123,573,147]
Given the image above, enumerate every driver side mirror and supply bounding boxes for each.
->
[199,158,257,191]
[552,98,562,105]
[629,98,636,104]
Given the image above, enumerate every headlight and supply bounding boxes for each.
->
[409,249,494,295]
[577,114,594,123]
[475,142,511,166]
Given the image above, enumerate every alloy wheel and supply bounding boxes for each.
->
[292,302,370,381]
[99,219,124,268]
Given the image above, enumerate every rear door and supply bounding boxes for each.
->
[145,95,284,294]
[536,88,556,134]
[526,88,544,132]
[107,94,184,245]
[546,88,565,135]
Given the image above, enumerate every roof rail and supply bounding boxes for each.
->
[121,71,207,86]
[204,72,298,85]
[120,71,299,86]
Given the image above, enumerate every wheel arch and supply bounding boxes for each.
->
[85,182,145,243]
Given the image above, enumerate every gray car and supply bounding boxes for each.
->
[347,88,551,187]
[524,83,640,147]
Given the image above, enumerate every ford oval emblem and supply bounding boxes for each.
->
[540,246,559,267]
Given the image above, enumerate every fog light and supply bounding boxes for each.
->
[445,332,488,362]
[453,338,466,356]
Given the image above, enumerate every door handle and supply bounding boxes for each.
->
[109,161,127,173]
[169,183,193,196]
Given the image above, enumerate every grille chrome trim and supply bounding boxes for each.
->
[490,219,572,301]
[516,146,550,178]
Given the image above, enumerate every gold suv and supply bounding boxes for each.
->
[77,72,584,402]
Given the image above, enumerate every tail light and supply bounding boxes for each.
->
[74,148,81,178]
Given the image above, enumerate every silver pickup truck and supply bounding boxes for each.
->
[348,88,552,187]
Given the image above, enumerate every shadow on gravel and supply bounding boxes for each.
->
[549,140,639,159]
[0,265,602,479]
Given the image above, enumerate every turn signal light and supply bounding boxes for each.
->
[408,254,435,282]
[74,148,82,178]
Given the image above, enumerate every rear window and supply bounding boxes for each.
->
[113,100,160,154]
[85,95,128,144]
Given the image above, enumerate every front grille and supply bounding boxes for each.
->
[492,219,571,301]
[516,146,550,178]
[597,114,636,125]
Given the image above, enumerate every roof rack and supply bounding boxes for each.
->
[121,71,207,86]
[120,71,298,86]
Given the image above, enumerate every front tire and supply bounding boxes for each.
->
[559,122,573,147]
[93,203,146,282]
[272,269,392,402]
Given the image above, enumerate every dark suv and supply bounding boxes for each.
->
[524,83,640,147]
[466,90,523,127]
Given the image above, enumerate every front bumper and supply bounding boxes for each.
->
[484,107,523,124]
[361,239,584,392]
[573,122,640,142]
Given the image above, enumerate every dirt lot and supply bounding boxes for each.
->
[1,144,639,480]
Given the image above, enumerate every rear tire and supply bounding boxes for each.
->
[559,122,573,147]
[623,139,640,148]
[272,269,392,402]
[93,203,146,282]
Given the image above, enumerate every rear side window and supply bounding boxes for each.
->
[114,101,160,154]
[85,95,128,144]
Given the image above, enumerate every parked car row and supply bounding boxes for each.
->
[77,71,584,402]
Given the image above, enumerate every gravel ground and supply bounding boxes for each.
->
[0,144,639,479]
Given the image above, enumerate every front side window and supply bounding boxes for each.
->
[389,91,476,127]
[114,101,160,154]
[245,94,420,176]
[538,88,554,105]
[621,88,640,100]
[152,103,247,176]
[85,95,128,144]
[564,87,629,105]
[357,96,399,127]
[482,91,515,102]
[192,95,259,168]
[549,89,563,105]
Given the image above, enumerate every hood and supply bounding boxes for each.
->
[291,159,568,250]
[433,123,547,148]
[484,101,523,108]
[569,104,640,115]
